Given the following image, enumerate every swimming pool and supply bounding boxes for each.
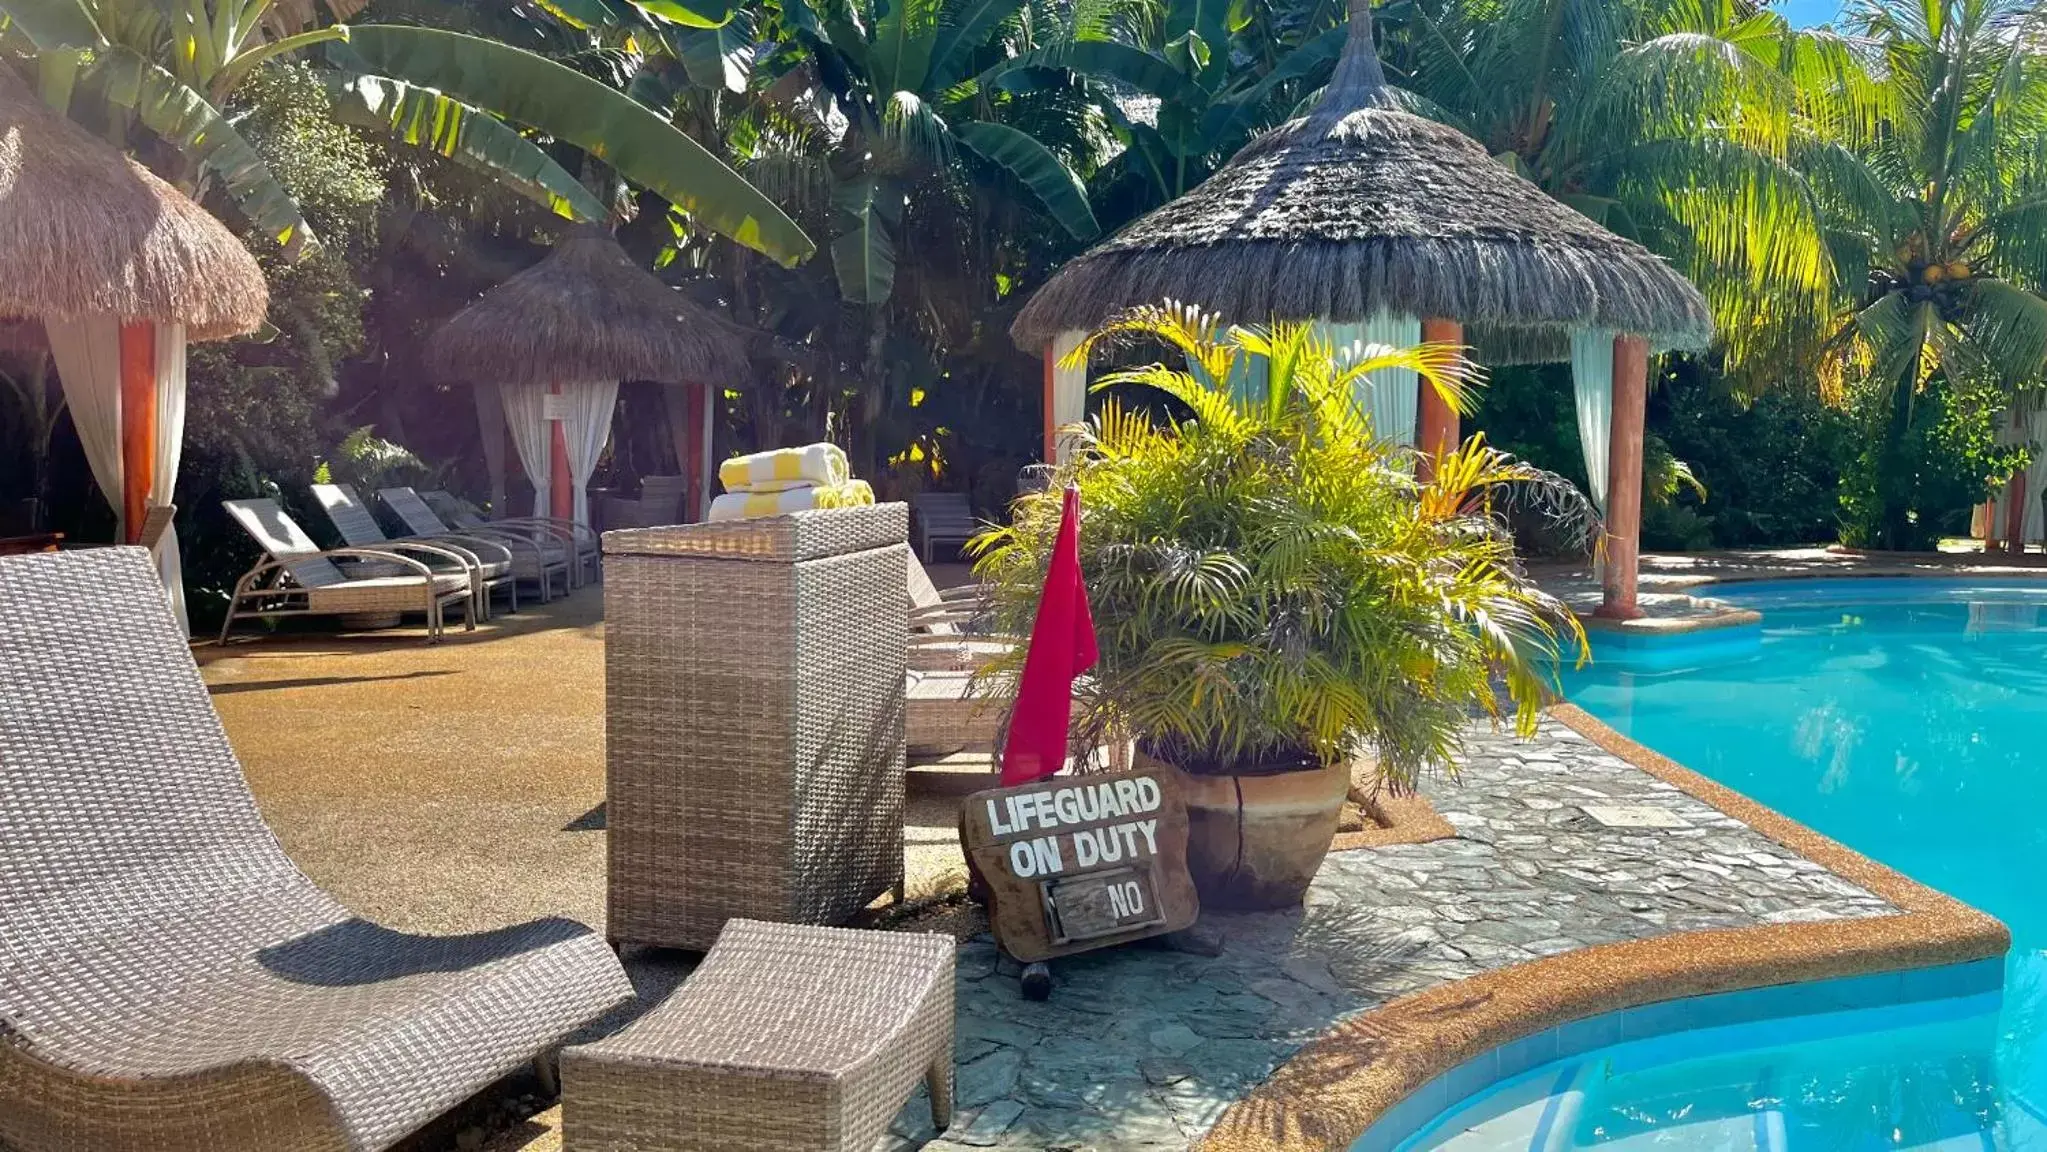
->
[1558,577,2047,1143]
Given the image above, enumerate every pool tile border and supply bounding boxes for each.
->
[1195,704,2010,1152]
[1328,793,1458,853]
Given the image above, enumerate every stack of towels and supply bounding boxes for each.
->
[709,443,876,521]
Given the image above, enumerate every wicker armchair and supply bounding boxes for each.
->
[220,498,477,643]
[0,548,635,1152]
[910,492,977,564]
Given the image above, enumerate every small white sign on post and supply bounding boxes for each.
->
[540,392,570,422]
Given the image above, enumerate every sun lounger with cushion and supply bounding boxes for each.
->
[220,498,476,643]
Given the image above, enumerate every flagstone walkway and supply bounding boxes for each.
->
[880,717,1893,1151]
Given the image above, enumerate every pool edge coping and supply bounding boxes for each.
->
[1194,703,2011,1152]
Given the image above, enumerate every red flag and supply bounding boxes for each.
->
[999,486,1100,786]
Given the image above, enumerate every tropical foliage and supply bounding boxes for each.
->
[969,308,1587,787]
[0,0,811,261]
[5,0,2047,627]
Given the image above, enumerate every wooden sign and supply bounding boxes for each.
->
[960,767,1199,963]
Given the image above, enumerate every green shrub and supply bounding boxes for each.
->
[1838,373,2020,551]
[971,308,1586,790]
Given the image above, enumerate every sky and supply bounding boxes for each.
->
[1773,0,1846,27]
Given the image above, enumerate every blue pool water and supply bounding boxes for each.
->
[1391,578,2047,1151]
[1551,578,2047,1147]
[1404,992,2010,1151]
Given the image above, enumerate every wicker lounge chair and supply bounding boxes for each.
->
[421,488,601,585]
[380,486,581,595]
[599,474,690,530]
[561,919,954,1152]
[219,497,476,643]
[907,552,1008,672]
[910,491,977,564]
[311,483,520,617]
[0,547,636,1152]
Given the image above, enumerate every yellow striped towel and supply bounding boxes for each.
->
[719,443,848,493]
[707,480,874,521]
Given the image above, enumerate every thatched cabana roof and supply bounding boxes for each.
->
[0,64,267,342]
[1010,0,1712,359]
[428,227,749,388]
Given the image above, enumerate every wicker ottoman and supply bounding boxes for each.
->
[561,920,956,1152]
[603,506,909,950]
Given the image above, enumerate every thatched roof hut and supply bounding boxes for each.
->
[1010,0,1712,358]
[0,64,267,342]
[428,227,748,388]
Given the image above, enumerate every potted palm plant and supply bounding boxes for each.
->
[972,306,1589,909]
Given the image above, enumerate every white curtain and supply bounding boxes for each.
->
[153,323,190,635]
[1571,329,1616,513]
[560,378,620,528]
[1322,314,1422,446]
[499,380,554,518]
[472,381,509,514]
[1988,408,2047,543]
[1049,330,1088,463]
[45,315,124,530]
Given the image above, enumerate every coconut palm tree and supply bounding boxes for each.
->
[1379,0,1877,378]
[1805,0,2047,546]
[0,0,813,263]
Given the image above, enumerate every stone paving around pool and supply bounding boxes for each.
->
[879,716,1895,1152]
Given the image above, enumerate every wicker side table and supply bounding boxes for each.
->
[560,919,955,1152]
[603,505,909,950]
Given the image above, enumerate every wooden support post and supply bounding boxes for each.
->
[2006,471,2028,556]
[1416,317,1463,480]
[549,382,573,522]
[1597,334,1649,620]
[118,320,157,543]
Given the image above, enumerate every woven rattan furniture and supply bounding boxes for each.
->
[603,505,909,950]
[910,492,977,564]
[422,487,602,585]
[907,553,1009,672]
[600,474,690,530]
[220,497,476,643]
[0,547,636,1152]
[380,486,575,601]
[312,483,518,618]
[561,919,954,1152]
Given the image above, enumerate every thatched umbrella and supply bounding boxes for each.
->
[0,62,268,630]
[429,227,749,527]
[1010,0,1711,617]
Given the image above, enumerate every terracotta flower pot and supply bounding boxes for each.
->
[1141,752,1350,910]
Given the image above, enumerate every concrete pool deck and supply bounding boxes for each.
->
[1538,544,2047,636]
[190,558,2010,1152]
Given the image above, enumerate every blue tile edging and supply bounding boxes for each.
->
[1347,956,2004,1152]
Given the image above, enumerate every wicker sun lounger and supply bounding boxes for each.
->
[0,548,636,1152]
[312,482,519,617]
[379,486,576,598]
[906,552,1008,672]
[422,487,602,585]
[599,474,690,530]
[220,497,477,643]
[561,919,954,1152]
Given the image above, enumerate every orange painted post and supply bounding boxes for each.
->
[685,382,708,521]
[1984,502,2002,553]
[549,382,573,522]
[117,320,158,542]
[2006,472,2028,556]
[1598,334,1649,620]
[1416,317,1463,480]
[1042,341,1058,463]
